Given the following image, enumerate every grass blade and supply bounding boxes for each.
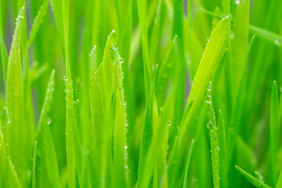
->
[0,0,8,84]
[33,70,56,187]
[249,25,282,47]
[137,66,159,188]
[113,47,129,188]
[6,7,26,185]
[183,139,195,188]
[0,130,21,188]
[27,0,49,47]
[170,16,229,175]
[235,165,271,188]
[270,81,280,184]
[89,46,104,187]
[218,109,228,188]
[277,170,282,188]
[138,94,172,188]
[44,125,61,188]
[62,0,76,187]
[206,82,220,188]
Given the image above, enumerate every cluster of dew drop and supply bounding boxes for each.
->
[111,44,130,177]
[206,82,216,130]
[64,76,74,103]
[206,82,221,187]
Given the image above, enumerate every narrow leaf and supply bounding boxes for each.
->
[235,165,271,188]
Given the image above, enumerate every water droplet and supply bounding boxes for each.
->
[235,0,240,5]
[168,120,172,127]
[124,145,128,149]
[207,120,213,129]
[275,40,281,46]
[230,31,235,39]
[206,95,212,104]
[63,76,68,81]
[27,171,32,177]
[47,117,52,125]
[215,146,220,152]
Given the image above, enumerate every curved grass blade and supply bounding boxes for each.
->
[218,109,228,188]
[249,25,282,47]
[113,47,129,188]
[137,0,151,101]
[44,124,61,188]
[103,31,117,112]
[89,46,105,187]
[0,0,8,84]
[156,35,177,106]
[270,81,280,184]
[137,65,159,188]
[183,139,195,188]
[101,31,118,187]
[6,7,26,185]
[27,0,49,47]
[61,0,76,186]
[149,0,162,61]
[206,82,220,188]
[168,17,229,184]
[0,130,21,188]
[32,141,38,188]
[138,94,172,188]
[277,170,282,188]
[33,70,56,187]
[235,165,271,188]
[186,16,229,106]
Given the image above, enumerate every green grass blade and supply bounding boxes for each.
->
[32,140,38,188]
[249,25,282,47]
[270,81,280,184]
[183,139,195,188]
[0,130,21,188]
[0,0,8,84]
[171,0,186,132]
[103,31,117,112]
[137,0,151,101]
[186,16,229,106]
[156,35,177,106]
[149,0,162,61]
[33,70,56,187]
[27,0,49,47]
[137,66,159,188]
[138,94,172,188]
[62,0,76,187]
[277,170,282,188]
[230,0,249,95]
[113,47,129,188]
[89,46,104,187]
[235,165,272,188]
[6,7,26,185]
[218,109,228,188]
[44,125,61,188]
[206,82,220,188]
[101,31,118,187]
[171,16,228,170]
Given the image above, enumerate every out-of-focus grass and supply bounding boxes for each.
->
[0,0,281,187]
